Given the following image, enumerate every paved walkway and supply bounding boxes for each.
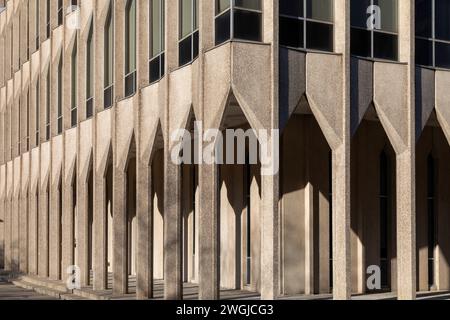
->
[0,275,57,300]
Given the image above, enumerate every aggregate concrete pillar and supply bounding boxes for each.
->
[93,171,107,291]
[396,151,416,299]
[38,186,49,278]
[19,193,28,274]
[0,199,4,270]
[61,180,74,283]
[198,163,219,300]
[49,180,61,280]
[332,144,352,300]
[396,0,416,300]
[136,160,152,299]
[28,190,38,275]
[164,153,182,299]
[113,167,127,294]
[260,172,280,299]
[332,0,351,300]
[77,176,89,286]
[4,198,11,271]
[12,194,19,272]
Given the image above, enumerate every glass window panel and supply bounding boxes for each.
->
[179,35,192,66]
[150,55,161,83]
[373,31,398,60]
[126,0,137,73]
[306,0,333,22]
[216,0,230,15]
[193,31,199,59]
[351,0,371,29]
[416,38,433,66]
[306,21,333,51]
[152,0,162,57]
[435,41,450,69]
[235,0,261,10]
[71,42,77,110]
[280,0,303,17]
[215,10,231,45]
[105,6,114,87]
[181,0,193,38]
[415,0,432,38]
[351,27,371,57]
[435,0,450,41]
[234,9,262,42]
[87,23,94,98]
[374,0,398,33]
[280,16,303,48]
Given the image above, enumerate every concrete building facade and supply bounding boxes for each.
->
[0,0,448,300]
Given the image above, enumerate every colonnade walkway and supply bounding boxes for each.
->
[5,271,260,300]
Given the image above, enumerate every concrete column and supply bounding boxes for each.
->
[113,167,127,294]
[0,198,4,270]
[260,169,280,299]
[164,152,182,299]
[19,193,28,274]
[49,180,61,280]
[38,186,49,278]
[396,0,416,300]
[61,180,74,283]
[331,0,351,300]
[4,197,11,271]
[93,171,107,290]
[12,194,19,272]
[28,189,38,275]
[198,163,219,299]
[77,176,89,286]
[136,160,152,299]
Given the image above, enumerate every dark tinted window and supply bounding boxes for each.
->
[350,0,398,61]
[215,0,262,45]
[279,0,334,52]
[416,0,450,68]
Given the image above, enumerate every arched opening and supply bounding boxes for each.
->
[416,116,450,293]
[105,158,114,285]
[151,125,165,296]
[126,157,137,278]
[72,172,78,269]
[280,99,332,296]
[351,107,397,295]
[217,95,261,293]
[87,161,94,284]
[181,116,199,285]
[57,176,63,279]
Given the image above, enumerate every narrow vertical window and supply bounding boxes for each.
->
[125,0,137,97]
[58,0,64,26]
[86,21,94,118]
[57,57,63,134]
[46,69,50,141]
[280,0,334,52]
[379,150,390,289]
[36,0,40,50]
[71,40,78,127]
[351,0,398,60]
[104,2,114,109]
[245,159,251,286]
[328,151,333,289]
[36,79,40,145]
[427,154,436,289]
[26,89,30,151]
[179,0,199,66]
[46,0,51,39]
[18,100,21,153]
[215,0,263,46]
[149,0,165,83]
